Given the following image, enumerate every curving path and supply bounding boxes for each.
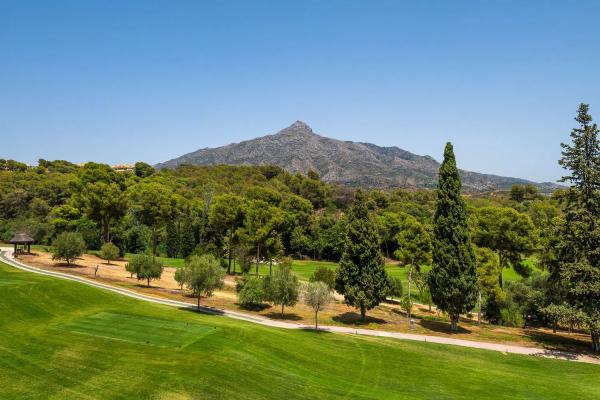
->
[1,248,599,365]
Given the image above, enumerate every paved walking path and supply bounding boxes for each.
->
[2,248,598,365]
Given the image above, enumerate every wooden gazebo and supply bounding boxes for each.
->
[10,233,34,254]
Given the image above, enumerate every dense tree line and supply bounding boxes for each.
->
[2,104,599,350]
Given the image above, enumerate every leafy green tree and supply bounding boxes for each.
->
[243,199,283,276]
[174,266,188,290]
[309,266,336,289]
[100,242,119,265]
[165,220,180,258]
[52,231,85,265]
[375,211,404,258]
[395,214,431,321]
[510,184,526,202]
[130,182,176,256]
[179,218,196,259]
[389,277,403,298]
[280,194,314,251]
[413,270,432,311]
[264,264,300,317]
[474,246,503,323]
[236,275,266,309]
[303,281,333,328]
[75,163,128,243]
[428,143,477,332]
[209,194,245,273]
[555,103,600,351]
[472,207,537,288]
[184,254,225,310]
[264,236,284,275]
[134,162,155,178]
[335,191,390,320]
[126,253,163,287]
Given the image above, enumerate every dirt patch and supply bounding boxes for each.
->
[16,251,595,353]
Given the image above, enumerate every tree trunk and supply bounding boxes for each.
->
[552,321,557,333]
[147,277,150,287]
[407,266,412,321]
[255,245,260,276]
[360,302,366,321]
[152,226,158,258]
[592,331,600,352]
[103,218,110,243]
[281,303,284,318]
[197,293,201,311]
[477,291,482,325]
[450,314,458,332]
[269,259,273,275]
[498,252,504,289]
[228,231,233,274]
[315,310,318,329]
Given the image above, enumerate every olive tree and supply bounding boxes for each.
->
[100,242,119,265]
[303,281,332,329]
[264,264,300,317]
[184,254,226,310]
[126,253,163,287]
[52,231,85,265]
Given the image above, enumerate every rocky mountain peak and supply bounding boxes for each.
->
[281,120,314,134]
[156,122,560,192]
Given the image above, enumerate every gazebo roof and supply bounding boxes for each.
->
[10,233,34,244]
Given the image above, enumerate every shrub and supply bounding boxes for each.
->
[513,261,533,278]
[237,276,266,309]
[309,266,336,289]
[500,303,524,327]
[400,295,413,317]
[100,242,119,264]
[125,253,163,287]
[389,277,403,298]
[52,232,85,265]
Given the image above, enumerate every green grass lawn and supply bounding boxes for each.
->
[0,261,598,399]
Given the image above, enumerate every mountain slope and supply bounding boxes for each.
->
[156,121,558,191]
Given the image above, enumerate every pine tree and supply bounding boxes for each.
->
[556,103,600,351]
[428,143,477,331]
[165,220,180,258]
[335,190,390,320]
[179,219,196,259]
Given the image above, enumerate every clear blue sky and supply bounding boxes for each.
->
[2,1,599,182]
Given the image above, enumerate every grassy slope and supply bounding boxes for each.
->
[0,262,598,399]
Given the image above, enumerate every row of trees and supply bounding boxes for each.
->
[334,104,600,351]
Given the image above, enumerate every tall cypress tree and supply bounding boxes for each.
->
[428,143,477,331]
[335,190,390,320]
[556,103,600,351]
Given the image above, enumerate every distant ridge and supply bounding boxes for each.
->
[156,121,560,192]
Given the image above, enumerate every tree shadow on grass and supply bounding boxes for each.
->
[53,262,85,269]
[521,328,592,353]
[419,318,471,335]
[178,306,226,317]
[235,303,271,312]
[332,312,387,326]
[263,312,303,321]
[299,327,335,335]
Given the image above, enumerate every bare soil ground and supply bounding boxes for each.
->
[17,251,593,353]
